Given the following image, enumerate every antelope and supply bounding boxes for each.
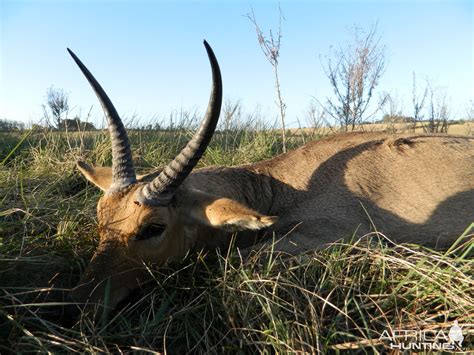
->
[67,41,474,315]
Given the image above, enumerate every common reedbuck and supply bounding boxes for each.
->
[68,41,474,314]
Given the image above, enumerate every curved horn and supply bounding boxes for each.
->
[137,40,222,206]
[67,48,137,191]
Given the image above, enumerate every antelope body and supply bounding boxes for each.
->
[67,42,474,313]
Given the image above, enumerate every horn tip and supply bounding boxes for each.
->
[202,40,216,61]
[67,48,78,61]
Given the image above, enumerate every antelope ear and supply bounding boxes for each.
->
[186,190,277,231]
[76,161,112,191]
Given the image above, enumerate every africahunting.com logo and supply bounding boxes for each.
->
[379,320,469,351]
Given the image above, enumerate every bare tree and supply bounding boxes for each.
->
[381,91,405,133]
[465,99,474,136]
[247,6,287,152]
[425,84,449,133]
[305,101,325,133]
[411,72,428,132]
[322,25,387,131]
[467,99,474,120]
[220,99,243,151]
[43,86,69,129]
[221,98,242,132]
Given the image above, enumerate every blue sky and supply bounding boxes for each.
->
[1,0,472,128]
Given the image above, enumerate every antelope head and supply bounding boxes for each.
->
[67,42,276,315]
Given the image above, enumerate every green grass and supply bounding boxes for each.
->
[0,123,472,353]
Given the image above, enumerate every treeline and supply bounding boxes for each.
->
[0,117,96,132]
[0,119,25,132]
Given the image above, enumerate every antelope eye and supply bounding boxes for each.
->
[135,224,166,241]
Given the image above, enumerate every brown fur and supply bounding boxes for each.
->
[71,132,474,313]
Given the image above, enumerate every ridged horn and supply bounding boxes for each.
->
[67,48,137,191]
[137,40,222,206]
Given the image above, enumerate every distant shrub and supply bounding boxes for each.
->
[0,118,25,132]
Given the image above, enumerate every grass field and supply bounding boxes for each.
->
[1,123,473,353]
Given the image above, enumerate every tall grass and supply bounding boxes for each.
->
[0,114,472,353]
